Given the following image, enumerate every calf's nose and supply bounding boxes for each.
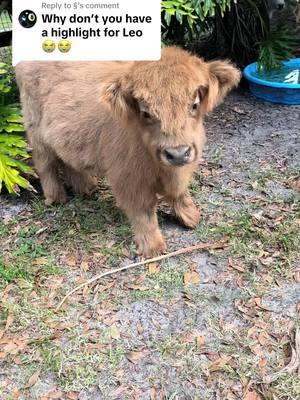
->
[164,146,192,166]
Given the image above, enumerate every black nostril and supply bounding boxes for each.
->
[163,146,192,165]
[184,147,191,158]
[164,150,170,159]
[165,150,174,161]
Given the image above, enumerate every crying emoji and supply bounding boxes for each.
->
[42,39,56,53]
[58,40,72,53]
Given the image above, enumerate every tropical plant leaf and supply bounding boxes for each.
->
[0,134,27,148]
[0,63,32,194]
[258,27,296,72]
[0,155,31,194]
[6,115,23,123]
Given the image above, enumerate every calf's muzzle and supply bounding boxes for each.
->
[163,145,192,166]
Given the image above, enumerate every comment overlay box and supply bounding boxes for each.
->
[13,0,161,65]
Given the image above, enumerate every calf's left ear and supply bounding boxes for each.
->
[201,61,241,114]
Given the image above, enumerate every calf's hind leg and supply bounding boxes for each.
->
[33,144,67,205]
[62,164,97,195]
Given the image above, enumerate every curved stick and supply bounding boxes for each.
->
[55,241,226,311]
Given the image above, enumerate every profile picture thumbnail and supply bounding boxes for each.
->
[18,10,37,29]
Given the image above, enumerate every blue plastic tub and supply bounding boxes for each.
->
[243,59,300,105]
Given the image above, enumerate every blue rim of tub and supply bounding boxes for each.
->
[243,59,300,89]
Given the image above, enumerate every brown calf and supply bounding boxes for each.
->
[16,47,240,256]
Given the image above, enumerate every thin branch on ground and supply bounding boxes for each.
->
[55,241,226,311]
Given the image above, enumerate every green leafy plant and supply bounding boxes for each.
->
[161,0,234,41]
[191,0,233,19]
[167,1,298,69]
[257,27,296,72]
[161,0,298,69]
[162,0,233,25]
[0,62,33,194]
[162,0,197,28]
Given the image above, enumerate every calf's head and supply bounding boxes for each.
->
[102,47,240,167]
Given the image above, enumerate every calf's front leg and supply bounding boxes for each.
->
[129,209,167,257]
[112,185,166,257]
[160,168,200,229]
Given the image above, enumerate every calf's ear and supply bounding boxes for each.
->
[201,61,241,114]
[100,78,137,123]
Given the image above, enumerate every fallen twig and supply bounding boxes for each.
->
[55,241,226,311]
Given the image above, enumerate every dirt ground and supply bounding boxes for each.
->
[0,89,299,400]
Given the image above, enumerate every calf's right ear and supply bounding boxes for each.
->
[100,78,137,123]
[201,60,241,114]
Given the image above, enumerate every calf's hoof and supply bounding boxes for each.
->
[135,231,167,258]
[75,176,98,196]
[176,203,201,229]
[44,190,67,206]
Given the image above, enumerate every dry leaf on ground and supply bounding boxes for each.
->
[184,271,200,285]
[147,263,160,274]
[126,350,147,364]
[110,324,121,340]
[263,328,300,384]
[208,354,232,373]
[126,284,149,291]
[244,390,262,400]
[23,370,40,389]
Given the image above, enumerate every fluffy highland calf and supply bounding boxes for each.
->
[16,47,240,257]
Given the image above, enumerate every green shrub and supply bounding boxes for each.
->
[162,1,298,69]
[0,62,33,194]
[161,0,233,41]
[162,0,197,28]
[162,0,233,25]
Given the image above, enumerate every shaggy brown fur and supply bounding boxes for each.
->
[16,47,240,257]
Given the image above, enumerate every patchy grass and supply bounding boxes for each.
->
[129,264,187,301]
[0,153,299,398]
[39,340,125,391]
[196,197,299,283]
[215,213,299,254]
[146,263,186,288]
[210,147,225,168]
[0,223,9,238]
[269,373,300,400]
[0,258,30,283]
[251,166,300,187]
